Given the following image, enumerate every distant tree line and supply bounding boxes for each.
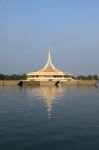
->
[0,74,99,80]
[73,75,99,80]
[0,74,27,80]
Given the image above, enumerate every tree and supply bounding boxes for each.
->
[0,74,27,80]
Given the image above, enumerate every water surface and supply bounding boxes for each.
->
[0,86,99,150]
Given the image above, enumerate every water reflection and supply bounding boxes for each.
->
[1,85,99,150]
[39,86,65,119]
[20,85,99,120]
[25,86,65,120]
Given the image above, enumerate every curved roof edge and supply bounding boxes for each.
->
[27,50,72,75]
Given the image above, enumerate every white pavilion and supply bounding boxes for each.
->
[27,51,73,82]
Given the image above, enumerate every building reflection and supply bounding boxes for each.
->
[39,86,65,119]
[25,86,65,120]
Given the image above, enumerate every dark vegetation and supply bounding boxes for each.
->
[73,75,99,80]
[0,74,27,80]
[0,74,98,80]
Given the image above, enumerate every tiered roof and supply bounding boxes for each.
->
[27,50,72,76]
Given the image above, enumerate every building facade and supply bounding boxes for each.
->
[27,51,73,81]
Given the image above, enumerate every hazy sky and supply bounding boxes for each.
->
[0,0,99,75]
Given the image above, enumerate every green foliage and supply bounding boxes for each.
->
[0,74,27,80]
[75,75,99,80]
[93,75,98,80]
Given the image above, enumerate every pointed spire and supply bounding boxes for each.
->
[39,49,60,72]
[44,49,56,69]
[48,49,51,62]
[47,49,53,69]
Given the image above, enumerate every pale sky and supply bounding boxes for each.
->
[0,0,99,75]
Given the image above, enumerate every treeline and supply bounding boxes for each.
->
[0,74,27,80]
[73,75,99,80]
[0,74,99,80]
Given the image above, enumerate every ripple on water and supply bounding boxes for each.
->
[0,86,99,150]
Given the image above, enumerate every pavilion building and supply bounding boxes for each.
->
[27,51,73,82]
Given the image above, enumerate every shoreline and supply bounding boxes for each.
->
[0,80,98,86]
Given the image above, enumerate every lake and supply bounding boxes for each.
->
[0,85,99,150]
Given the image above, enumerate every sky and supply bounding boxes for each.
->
[0,0,99,75]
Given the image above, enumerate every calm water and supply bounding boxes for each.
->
[0,85,99,150]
